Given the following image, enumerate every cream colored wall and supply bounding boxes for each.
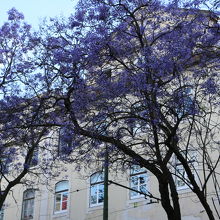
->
[3,161,219,220]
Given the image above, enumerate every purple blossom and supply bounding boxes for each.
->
[7,8,24,21]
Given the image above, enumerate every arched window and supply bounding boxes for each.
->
[54,181,69,213]
[21,189,35,220]
[90,172,104,207]
[130,165,147,199]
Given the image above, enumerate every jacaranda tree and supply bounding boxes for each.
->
[1,1,220,219]
[34,0,220,219]
[0,8,62,210]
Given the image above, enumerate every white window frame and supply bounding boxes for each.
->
[130,165,148,199]
[21,189,35,220]
[54,181,69,214]
[90,172,104,207]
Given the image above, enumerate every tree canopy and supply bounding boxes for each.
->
[0,1,220,219]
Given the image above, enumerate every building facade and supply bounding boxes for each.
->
[2,158,219,220]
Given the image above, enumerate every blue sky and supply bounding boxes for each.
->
[0,0,78,29]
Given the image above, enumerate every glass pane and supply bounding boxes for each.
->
[22,201,28,218]
[22,199,34,219]
[56,194,61,203]
[98,193,104,203]
[90,195,97,205]
[28,199,34,216]
[98,184,104,203]
[30,149,39,166]
[140,184,147,194]
[0,207,4,220]
[62,201,67,210]
[59,127,74,156]
[91,185,97,196]
[90,184,104,205]
[24,190,35,199]
[91,172,104,184]
[55,181,68,192]
[130,187,138,198]
[55,202,61,212]
[131,165,146,175]
[90,185,97,205]
[139,175,146,184]
[130,176,138,186]
[98,184,104,194]
[61,192,68,210]
[63,193,68,201]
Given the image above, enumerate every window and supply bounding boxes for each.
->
[58,127,73,156]
[0,157,9,174]
[130,165,147,199]
[90,172,104,207]
[174,151,197,190]
[0,205,4,220]
[54,181,69,213]
[176,87,194,117]
[21,189,35,220]
[29,148,39,167]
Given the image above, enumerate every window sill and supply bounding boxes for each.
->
[88,204,103,212]
[177,186,192,194]
[53,210,68,216]
[126,197,146,207]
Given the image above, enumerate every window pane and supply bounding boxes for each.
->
[98,184,104,203]
[55,192,69,212]
[140,184,147,194]
[98,184,104,194]
[90,183,104,206]
[59,127,73,155]
[90,185,97,205]
[55,181,68,192]
[24,190,35,199]
[139,175,146,184]
[62,193,68,210]
[22,190,35,220]
[56,194,61,203]
[98,193,104,203]
[63,192,68,201]
[0,206,4,220]
[55,202,61,212]
[22,199,34,220]
[30,148,39,167]
[130,168,147,199]
[28,199,34,216]
[90,195,97,205]
[62,201,67,210]
[175,151,196,189]
[91,172,104,184]
[90,172,104,206]
[131,165,145,175]
[91,185,97,196]
[176,164,187,187]
[130,188,138,198]
[130,176,138,186]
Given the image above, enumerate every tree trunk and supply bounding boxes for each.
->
[158,179,181,220]
[194,188,215,220]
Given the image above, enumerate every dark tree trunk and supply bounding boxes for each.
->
[193,188,215,220]
[158,178,181,220]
